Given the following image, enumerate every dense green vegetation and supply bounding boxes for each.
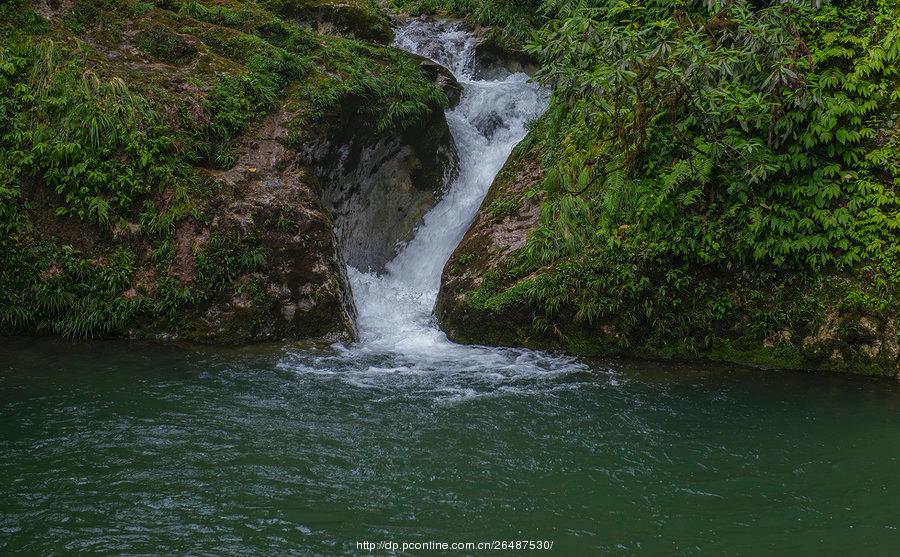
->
[526,0,899,272]
[437,0,900,374]
[0,0,446,338]
[2,0,897,372]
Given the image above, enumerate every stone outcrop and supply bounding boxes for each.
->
[305,98,458,273]
[435,152,544,348]
[179,110,357,343]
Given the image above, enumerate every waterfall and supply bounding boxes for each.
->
[280,19,585,391]
[348,20,546,350]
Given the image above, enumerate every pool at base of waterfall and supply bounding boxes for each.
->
[2,338,900,555]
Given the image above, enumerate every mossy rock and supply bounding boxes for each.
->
[137,23,198,63]
[262,0,393,43]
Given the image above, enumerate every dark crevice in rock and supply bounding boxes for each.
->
[472,31,538,80]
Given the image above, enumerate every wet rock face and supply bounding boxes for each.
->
[472,33,539,80]
[305,102,459,273]
[799,312,900,372]
[393,17,475,75]
[294,17,466,273]
[195,111,357,343]
[415,55,463,108]
[473,111,506,140]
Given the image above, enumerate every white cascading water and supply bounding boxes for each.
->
[280,20,591,396]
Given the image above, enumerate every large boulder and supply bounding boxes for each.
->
[172,110,357,342]
[304,97,458,273]
[436,151,544,347]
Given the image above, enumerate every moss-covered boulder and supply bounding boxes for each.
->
[264,0,394,43]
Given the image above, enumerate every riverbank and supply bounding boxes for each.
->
[2,0,898,378]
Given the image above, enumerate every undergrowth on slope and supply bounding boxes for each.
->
[448,0,899,368]
[0,0,445,338]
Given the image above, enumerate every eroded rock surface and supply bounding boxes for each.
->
[305,99,458,272]
[186,111,357,342]
[472,32,538,80]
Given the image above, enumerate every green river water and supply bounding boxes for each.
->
[1,338,899,556]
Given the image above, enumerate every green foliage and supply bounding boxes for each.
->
[180,0,267,30]
[154,231,269,320]
[0,0,442,338]
[527,0,900,272]
[1,40,171,226]
[497,0,899,320]
[194,232,268,294]
[0,244,144,338]
[256,0,393,41]
[138,23,197,62]
[444,0,899,371]
[285,35,447,135]
[486,195,522,216]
